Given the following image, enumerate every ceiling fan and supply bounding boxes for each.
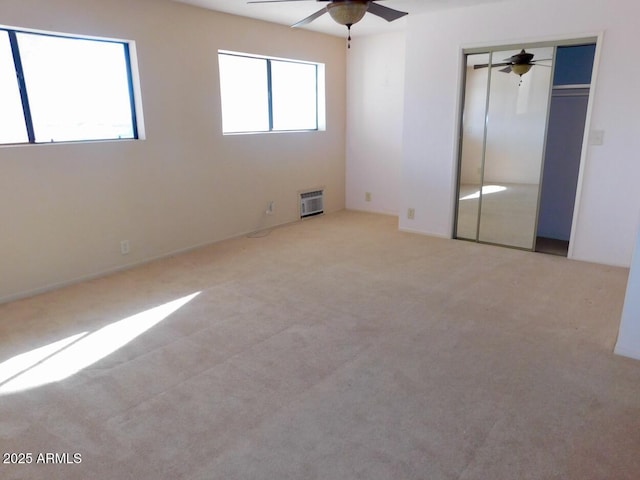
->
[474,49,552,79]
[248,0,408,47]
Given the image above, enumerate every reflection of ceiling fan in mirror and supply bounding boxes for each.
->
[474,49,552,79]
[248,0,408,47]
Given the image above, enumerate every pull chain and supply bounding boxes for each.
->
[347,24,352,49]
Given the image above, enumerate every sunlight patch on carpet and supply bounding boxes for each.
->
[0,292,200,395]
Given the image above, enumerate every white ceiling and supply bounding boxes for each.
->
[172,0,512,37]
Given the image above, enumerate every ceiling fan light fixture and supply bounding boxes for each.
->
[327,0,369,26]
[511,63,532,76]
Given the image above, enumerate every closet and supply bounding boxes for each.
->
[455,41,596,254]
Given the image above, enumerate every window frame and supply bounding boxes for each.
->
[0,26,139,146]
[218,50,322,135]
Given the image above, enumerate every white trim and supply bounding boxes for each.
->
[567,31,604,260]
[398,227,451,239]
[553,84,591,90]
[0,22,132,44]
[449,46,467,238]
[455,32,603,254]
[615,213,640,361]
[460,31,601,53]
[217,49,319,66]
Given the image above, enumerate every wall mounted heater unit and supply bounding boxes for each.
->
[300,190,324,218]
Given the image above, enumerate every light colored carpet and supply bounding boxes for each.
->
[0,210,638,479]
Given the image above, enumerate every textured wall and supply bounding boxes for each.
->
[0,0,346,301]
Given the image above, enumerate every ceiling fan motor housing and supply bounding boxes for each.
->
[327,0,369,26]
[511,49,534,64]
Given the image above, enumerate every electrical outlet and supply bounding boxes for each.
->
[407,208,415,220]
[266,201,275,215]
[120,240,130,255]
[365,192,372,202]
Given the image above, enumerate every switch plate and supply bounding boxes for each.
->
[365,192,372,202]
[407,208,415,220]
[590,130,604,146]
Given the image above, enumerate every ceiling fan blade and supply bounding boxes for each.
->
[366,2,408,22]
[473,62,510,70]
[291,7,328,27]
[499,66,513,73]
[248,1,316,3]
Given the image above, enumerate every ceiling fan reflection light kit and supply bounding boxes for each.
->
[474,49,552,85]
[511,63,532,76]
[248,0,408,48]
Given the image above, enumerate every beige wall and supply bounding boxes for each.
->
[0,0,347,302]
[346,32,405,216]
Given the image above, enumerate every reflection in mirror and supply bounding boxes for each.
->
[479,47,553,249]
[456,53,489,240]
[456,46,554,249]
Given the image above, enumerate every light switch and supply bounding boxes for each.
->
[590,130,604,146]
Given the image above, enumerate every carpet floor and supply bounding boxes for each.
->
[0,210,638,479]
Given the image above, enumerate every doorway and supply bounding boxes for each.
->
[454,40,596,255]
[536,44,596,256]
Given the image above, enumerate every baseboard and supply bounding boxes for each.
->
[398,226,451,239]
[346,207,399,217]
[0,217,302,305]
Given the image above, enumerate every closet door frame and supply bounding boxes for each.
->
[453,36,600,254]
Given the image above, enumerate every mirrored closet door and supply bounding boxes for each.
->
[456,46,554,250]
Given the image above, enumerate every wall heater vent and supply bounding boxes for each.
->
[300,190,324,218]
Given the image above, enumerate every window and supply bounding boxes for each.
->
[218,51,323,134]
[0,27,138,145]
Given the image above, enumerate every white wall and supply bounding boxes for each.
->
[399,0,640,266]
[0,0,346,302]
[615,217,640,360]
[346,32,405,215]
